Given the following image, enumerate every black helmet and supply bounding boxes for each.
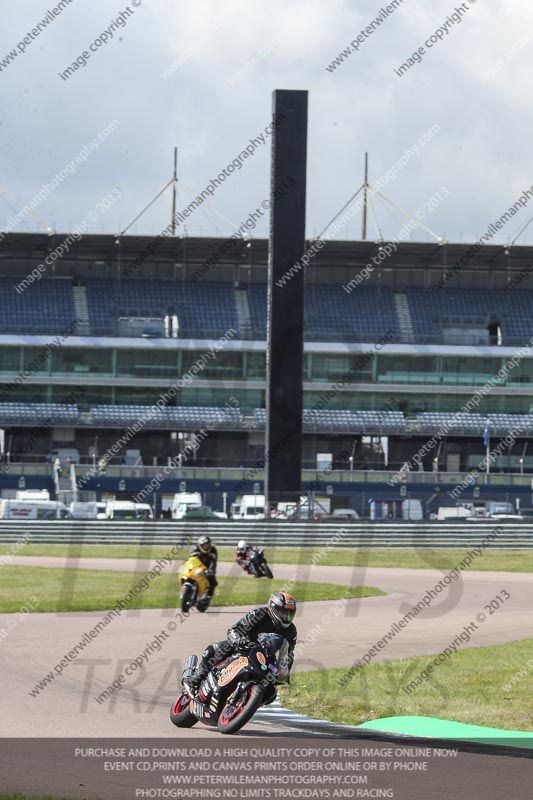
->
[268,592,296,628]
[198,535,212,553]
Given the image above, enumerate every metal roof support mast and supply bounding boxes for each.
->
[362,151,368,241]
[171,147,178,236]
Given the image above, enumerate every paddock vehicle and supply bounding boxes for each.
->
[330,507,359,521]
[69,501,99,520]
[0,500,70,519]
[230,494,265,520]
[178,555,212,613]
[436,505,473,521]
[105,501,153,520]
[171,492,203,520]
[170,633,289,734]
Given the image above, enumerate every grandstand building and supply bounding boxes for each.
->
[1,231,533,515]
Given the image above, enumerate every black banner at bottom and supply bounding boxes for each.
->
[0,738,532,800]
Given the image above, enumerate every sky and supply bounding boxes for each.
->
[0,0,532,245]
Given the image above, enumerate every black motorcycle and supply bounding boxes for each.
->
[245,548,274,579]
[170,633,289,734]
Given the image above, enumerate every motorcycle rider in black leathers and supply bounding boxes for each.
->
[235,539,262,576]
[183,592,297,697]
[190,535,218,598]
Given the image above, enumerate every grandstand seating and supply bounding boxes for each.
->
[0,403,79,425]
[91,404,242,430]
[305,285,398,342]
[2,403,533,442]
[2,278,533,344]
[415,412,533,435]
[0,278,76,334]
[0,402,407,433]
[488,414,533,435]
[416,412,486,434]
[249,284,398,342]
[85,280,238,338]
[247,285,268,339]
[87,405,406,432]
[407,288,533,343]
[300,409,405,433]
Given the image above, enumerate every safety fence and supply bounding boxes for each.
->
[0,520,532,548]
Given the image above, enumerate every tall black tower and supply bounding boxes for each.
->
[264,89,308,510]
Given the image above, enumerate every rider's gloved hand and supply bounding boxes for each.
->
[236,637,255,653]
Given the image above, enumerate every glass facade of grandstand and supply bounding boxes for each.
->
[2,345,533,414]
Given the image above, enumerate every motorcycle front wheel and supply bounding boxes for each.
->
[170,691,198,728]
[180,583,195,613]
[217,684,264,734]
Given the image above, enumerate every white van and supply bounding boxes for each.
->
[171,492,203,520]
[230,494,265,520]
[69,501,99,520]
[275,496,331,520]
[0,500,71,519]
[437,505,473,521]
[105,501,154,520]
[135,503,154,520]
[331,508,360,521]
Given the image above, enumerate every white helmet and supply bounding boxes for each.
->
[237,539,247,550]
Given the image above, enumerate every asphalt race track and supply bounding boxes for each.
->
[2,557,533,738]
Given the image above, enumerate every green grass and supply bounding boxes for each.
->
[1,543,532,572]
[0,796,80,800]
[0,566,384,613]
[280,638,533,732]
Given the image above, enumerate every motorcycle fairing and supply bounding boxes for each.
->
[217,656,249,687]
[179,556,210,595]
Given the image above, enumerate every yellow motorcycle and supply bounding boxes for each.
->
[179,555,212,613]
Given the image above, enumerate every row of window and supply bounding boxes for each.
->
[0,348,265,380]
[0,347,531,385]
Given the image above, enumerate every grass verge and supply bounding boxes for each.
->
[0,797,78,800]
[280,638,533,731]
[0,566,384,613]
[1,543,532,572]
[0,796,77,800]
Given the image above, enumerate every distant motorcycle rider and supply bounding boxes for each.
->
[183,592,297,695]
[235,539,262,576]
[190,535,218,598]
